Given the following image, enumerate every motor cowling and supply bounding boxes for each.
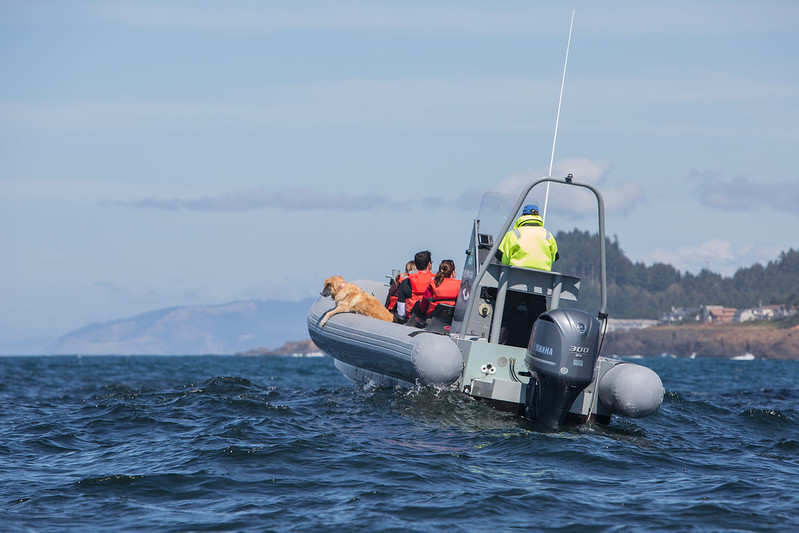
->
[524,308,601,431]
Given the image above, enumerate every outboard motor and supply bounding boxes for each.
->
[524,308,601,431]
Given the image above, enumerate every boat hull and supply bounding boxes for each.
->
[307,280,463,386]
[307,279,664,426]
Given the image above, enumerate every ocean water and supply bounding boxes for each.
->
[1,354,797,532]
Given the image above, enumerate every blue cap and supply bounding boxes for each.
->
[522,204,539,215]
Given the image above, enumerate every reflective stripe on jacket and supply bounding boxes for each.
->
[498,214,558,271]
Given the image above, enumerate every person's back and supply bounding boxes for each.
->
[405,269,434,315]
[418,259,459,317]
[396,250,433,321]
[428,277,460,312]
[495,204,558,346]
[497,204,558,271]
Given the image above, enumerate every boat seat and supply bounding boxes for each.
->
[425,304,455,335]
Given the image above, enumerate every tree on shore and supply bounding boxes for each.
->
[555,230,798,319]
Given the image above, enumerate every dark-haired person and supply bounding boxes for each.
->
[412,259,461,328]
[395,250,433,323]
[495,204,558,346]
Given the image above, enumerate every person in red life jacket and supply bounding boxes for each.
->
[385,260,417,311]
[395,250,433,323]
[412,259,460,328]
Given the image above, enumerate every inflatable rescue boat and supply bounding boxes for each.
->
[308,176,664,430]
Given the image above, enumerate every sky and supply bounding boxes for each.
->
[1,1,798,351]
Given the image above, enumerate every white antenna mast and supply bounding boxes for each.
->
[542,9,575,223]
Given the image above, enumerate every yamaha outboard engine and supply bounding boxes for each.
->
[524,308,601,431]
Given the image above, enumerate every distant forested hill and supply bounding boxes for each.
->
[555,229,799,319]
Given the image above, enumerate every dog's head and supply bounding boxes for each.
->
[321,276,346,297]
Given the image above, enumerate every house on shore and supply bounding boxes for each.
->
[702,305,738,323]
[735,304,797,322]
[657,305,797,326]
[660,306,701,324]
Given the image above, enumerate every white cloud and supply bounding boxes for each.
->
[103,159,644,216]
[692,171,799,216]
[602,182,646,216]
[103,183,487,214]
[106,187,405,212]
[491,157,644,217]
[552,158,610,184]
[493,157,612,194]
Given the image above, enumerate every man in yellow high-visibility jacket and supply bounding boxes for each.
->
[496,204,558,270]
[495,203,558,346]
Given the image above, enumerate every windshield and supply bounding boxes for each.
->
[474,192,516,243]
[473,188,551,246]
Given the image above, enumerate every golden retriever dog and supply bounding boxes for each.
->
[319,276,395,327]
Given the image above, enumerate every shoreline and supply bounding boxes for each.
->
[247,322,799,359]
[603,323,799,359]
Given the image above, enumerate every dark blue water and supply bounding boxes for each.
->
[1,355,797,532]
